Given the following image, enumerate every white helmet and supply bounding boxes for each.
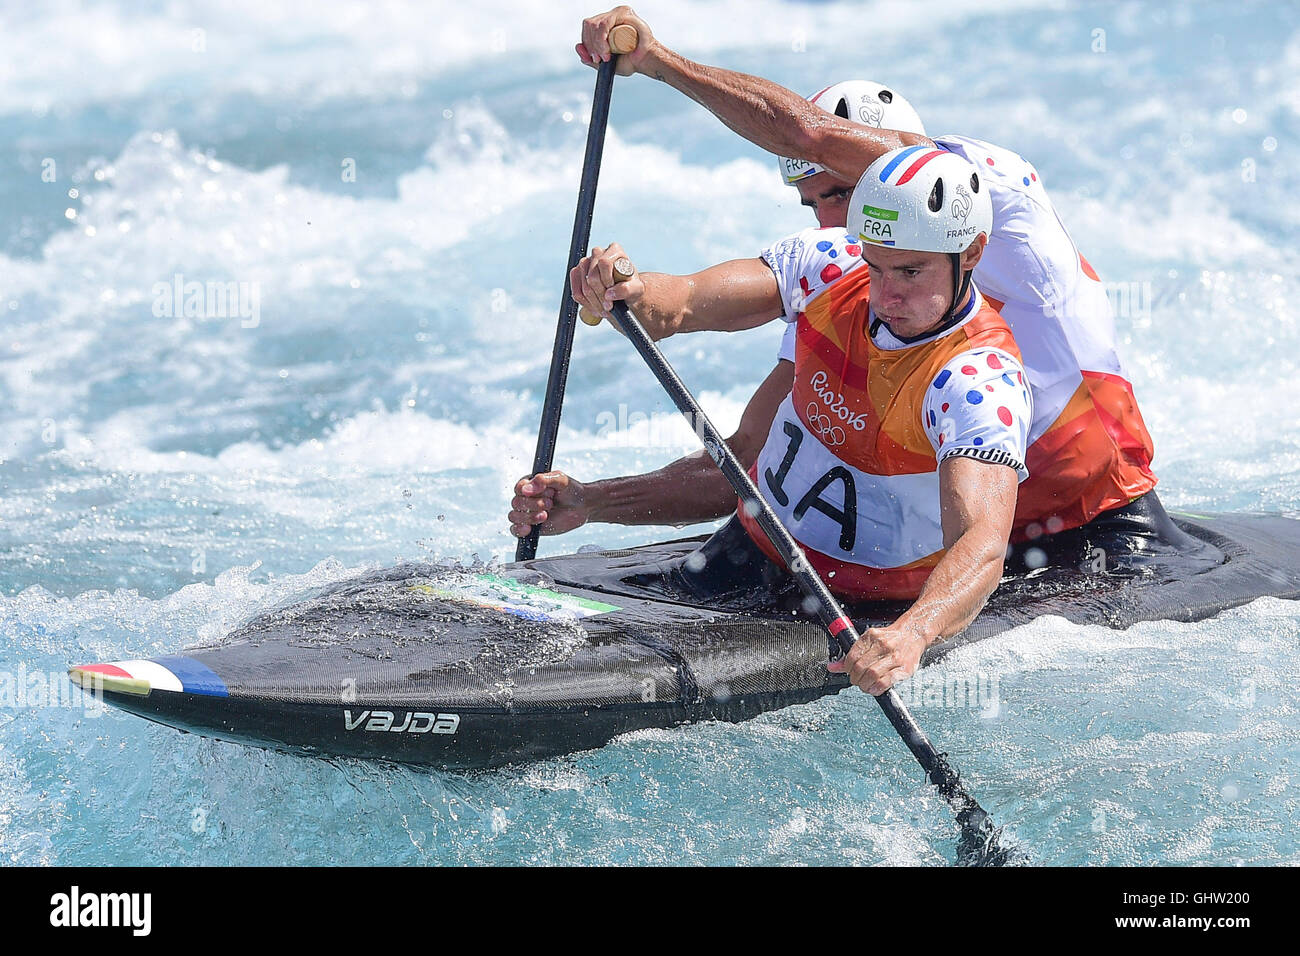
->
[848,145,992,253]
[777,80,926,186]
[849,145,992,325]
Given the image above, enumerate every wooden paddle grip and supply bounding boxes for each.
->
[609,24,639,55]
[579,257,636,326]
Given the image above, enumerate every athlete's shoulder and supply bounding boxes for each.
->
[936,136,1080,300]
[761,225,827,257]
[922,347,1032,480]
[935,134,1050,201]
[760,227,865,320]
[761,226,862,272]
[929,347,1028,397]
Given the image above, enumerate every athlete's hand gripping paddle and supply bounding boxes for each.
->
[579,255,636,326]
[604,296,1027,867]
[517,25,639,561]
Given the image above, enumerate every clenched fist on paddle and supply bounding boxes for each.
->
[576,7,652,74]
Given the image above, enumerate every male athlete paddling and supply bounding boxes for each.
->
[512,14,1221,693]
[749,150,1031,692]
[532,8,1216,580]
[509,81,926,537]
[541,147,1036,695]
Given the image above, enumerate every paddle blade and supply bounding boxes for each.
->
[955,806,1030,867]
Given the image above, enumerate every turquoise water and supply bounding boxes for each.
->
[2,0,1299,865]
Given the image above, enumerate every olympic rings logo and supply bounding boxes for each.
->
[806,402,847,446]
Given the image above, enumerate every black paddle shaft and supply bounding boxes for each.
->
[606,299,1022,866]
[516,58,620,562]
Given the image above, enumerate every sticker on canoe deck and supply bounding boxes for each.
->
[409,574,621,623]
[68,656,229,698]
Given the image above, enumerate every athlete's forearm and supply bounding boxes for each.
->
[583,384,782,526]
[585,449,737,526]
[641,48,818,163]
[622,261,782,340]
[896,525,1006,645]
[626,272,694,340]
[638,47,929,182]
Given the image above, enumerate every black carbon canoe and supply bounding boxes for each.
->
[69,513,1300,768]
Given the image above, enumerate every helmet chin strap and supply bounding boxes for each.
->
[946,251,974,324]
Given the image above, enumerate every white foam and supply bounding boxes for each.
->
[0,0,1058,116]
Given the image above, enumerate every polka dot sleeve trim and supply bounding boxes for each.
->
[921,348,1032,482]
[759,227,864,323]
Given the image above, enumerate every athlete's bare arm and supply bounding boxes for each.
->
[831,457,1018,694]
[571,242,783,339]
[576,7,932,183]
[509,360,794,536]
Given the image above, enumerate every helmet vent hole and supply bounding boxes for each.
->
[928,179,944,213]
[834,99,850,119]
[878,90,893,104]
[971,173,980,193]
